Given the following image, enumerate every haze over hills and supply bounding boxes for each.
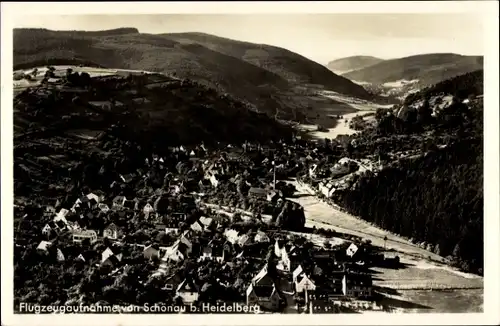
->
[341,53,483,86]
[13,28,374,121]
[327,56,385,74]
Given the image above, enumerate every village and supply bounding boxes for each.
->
[15,136,406,314]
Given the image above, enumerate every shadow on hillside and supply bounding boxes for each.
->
[364,268,383,275]
[376,294,433,311]
[289,193,312,199]
[373,285,401,296]
[372,261,414,270]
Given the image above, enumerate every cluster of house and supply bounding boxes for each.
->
[31,138,383,313]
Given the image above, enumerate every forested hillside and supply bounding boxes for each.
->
[404,69,483,105]
[336,78,483,274]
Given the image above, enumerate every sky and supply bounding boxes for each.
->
[15,13,484,65]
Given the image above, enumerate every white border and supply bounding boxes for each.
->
[1,2,499,326]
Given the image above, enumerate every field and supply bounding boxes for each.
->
[287,180,483,313]
[380,289,483,313]
[13,65,161,92]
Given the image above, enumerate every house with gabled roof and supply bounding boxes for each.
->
[143,203,155,217]
[190,220,204,233]
[246,283,282,311]
[199,216,213,230]
[112,196,127,209]
[163,235,192,262]
[56,248,65,262]
[98,203,110,213]
[176,279,199,304]
[237,234,252,247]
[198,240,224,263]
[246,266,283,312]
[346,243,359,258]
[75,253,85,262]
[72,229,98,244]
[274,240,283,258]
[254,231,270,243]
[37,241,52,254]
[86,193,100,203]
[293,266,316,294]
[42,221,58,237]
[276,247,291,272]
[100,247,123,268]
[103,223,122,240]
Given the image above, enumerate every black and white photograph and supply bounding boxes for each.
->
[1,1,499,325]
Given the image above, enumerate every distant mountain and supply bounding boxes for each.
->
[342,53,483,86]
[327,56,385,74]
[13,28,373,121]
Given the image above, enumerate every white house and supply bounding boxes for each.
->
[309,164,318,178]
[101,247,115,263]
[277,248,291,272]
[254,231,270,243]
[112,196,127,209]
[103,223,122,240]
[190,220,204,233]
[274,240,282,258]
[319,181,335,198]
[199,216,213,230]
[292,265,304,283]
[237,234,251,247]
[143,203,155,217]
[176,279,199,304]
[86,193,100,203]
[346,243,359,258]
[42,223,55,236]
[72,230,98,244]
[224,229,239,244]
[37,241,52,253]
[98,203,110,213]
[209,174,219,188]
[163,247,185,262]
[56,249,65,262]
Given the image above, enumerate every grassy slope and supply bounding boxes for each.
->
[342,53,483,86]
[14,28,373,120]
[327,56,385,73]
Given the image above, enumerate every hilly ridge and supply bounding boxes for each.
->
[327,55,385,74]
[342,53,483,86]
[13,28,373,121]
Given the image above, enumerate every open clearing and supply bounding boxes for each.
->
[14,65,167,90]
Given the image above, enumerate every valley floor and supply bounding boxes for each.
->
[298,90,391,140]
